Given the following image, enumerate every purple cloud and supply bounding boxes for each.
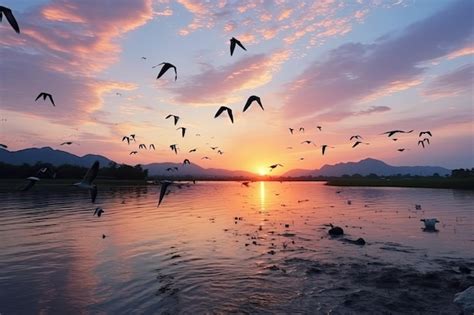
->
[281,0,474,119]
[423,64,474,98]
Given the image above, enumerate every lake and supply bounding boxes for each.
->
[1,181,473,314]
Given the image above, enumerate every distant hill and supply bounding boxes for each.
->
[282,158,451,177]
[144,162,255,178]
[0,147,114,167]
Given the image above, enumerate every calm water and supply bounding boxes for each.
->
[1,182,473,314]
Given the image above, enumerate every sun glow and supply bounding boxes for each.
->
[257,167,268,176]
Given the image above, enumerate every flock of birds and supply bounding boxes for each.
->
[2,5,439,231]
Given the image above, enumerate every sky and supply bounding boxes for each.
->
[0,0,473,175]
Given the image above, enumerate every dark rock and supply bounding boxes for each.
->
[329,226,344,236]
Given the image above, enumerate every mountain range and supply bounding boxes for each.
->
[0,147,451,178]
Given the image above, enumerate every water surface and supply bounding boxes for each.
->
[1,182,473,314]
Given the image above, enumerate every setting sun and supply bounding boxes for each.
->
[257,167,268,176]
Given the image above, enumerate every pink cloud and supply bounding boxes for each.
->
[169,50,291,104]
[423,64,474,99]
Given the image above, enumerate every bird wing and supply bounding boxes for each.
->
[256,97,263,110]
[226,107,234,123]
[243,97,253,112]
[427,131,432,137]
[174,116,179,125]
[35,93,43,102]
[230,39,236,56]
[352,142,360,148]
[350,136,355,140]
[157,63,171,79]
[322,146,326,155]
[236,39,246,51]
[165,114,172,119]
[47,94,55,106]
[158,181,171,207]
[3,7,19,33]
[214,106,226,118]
[90,186,98,203]
[172,65,177,81]
[82,161,99,184]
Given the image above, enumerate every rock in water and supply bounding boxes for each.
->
[354,238,366,245]
[328,225,344,236]
[454,286,474,313]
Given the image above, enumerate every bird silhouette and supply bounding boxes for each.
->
[138,144,147,149]
[289,128,294,134]
[352,141,369,148]
[166,114,180,125]
[122,136,130,145]
[202,156,211,160]
[149,144,155,150]
[158,180,172,207]
[321,145,334,155]
[189,148,197,153]
[73,161,99,203]
[418,140,425,148]
[130,134,136,142]
[243,95,264,112]
[177,127,186,138]
[35,92,55,106]
[130,151,138,155]
[269,164,283,171]
[230,37,246,56]
[299,127,305,133]
[350,135,362,140]
[214,106,234,123]
[382,130,413,137]
[60,141,73,146]
[154,62,177,81]
[301,140,316,146]
[94,207,104,217]
[419,131,432,137]
[0,6,20,33]
[170,144,178,154]
[422,138,430,145]
[217,150,224,155]
[317,126,322,131]
[183,159,191,165]
[210,146,218,150]
[397,148,406,152]
[141,56,147,60]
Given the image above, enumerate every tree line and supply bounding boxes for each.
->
[0,162,148,180]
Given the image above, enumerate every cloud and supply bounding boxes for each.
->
[0,0,153,124]
[176,0,387,47]
[423,64,474,99]
[281,0,474,119]
[169,50,291,105]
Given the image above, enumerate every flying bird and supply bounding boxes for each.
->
[130,134,136,142]
[350,135,362,141]
[141,56,147,60]
[130,151,138,155]
[158,180,172,207]
[397,148,406,152]
[243,95,263,112]
[210,146,218,150]
[418,140,425,148]
[301,140,316,146]
[170,144,178,154]
[321,145,334,155]
[138,144,147,149]
[189,148,197,153]
[149,144,155,150]
[214,106,234,124]
[166,114,180,125]
[419,131,432,137]
[317,126,322,131]
[19,167,48,191]
[60,142,73,146]
[202,156,211,160]
[352,141,369,148]
[230,37,246,56]
[154,62,177,81]
[94,207,104,218]
[269,164,283,171]
[122,136,130,145]
[35,92,55,106]
[299,127,305,133]
[422,138,430,145]
[289,128,294,134]
[381,130,413,137]
[177,127,186,138]
[0,6,20,33]
[73,161,99,203]
[183,159,191,165]
[217,150,224,155]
